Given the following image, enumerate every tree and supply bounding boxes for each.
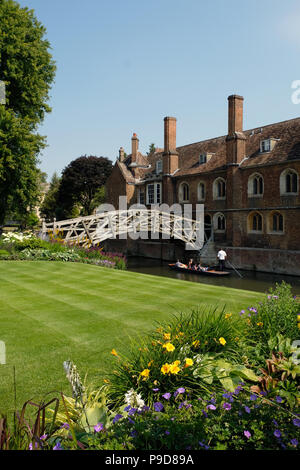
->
[58,156,113,218]
[40,172,61,221]
[0,0,56,224]
[147,143,156,156]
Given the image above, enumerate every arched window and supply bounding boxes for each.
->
[179,182,190,202]
[269,211,284,233]
[248,173,264,197]
[280,169,299,195]
[248,212,263,232]
[197,182,206,201]
[213,177,226,200]
[214,213,226,232]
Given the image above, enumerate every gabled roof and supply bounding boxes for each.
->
[119,116,300,183]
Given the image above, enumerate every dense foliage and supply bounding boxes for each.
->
[0,0,56,224]
[0,231,127,269]
[57,156,112,219]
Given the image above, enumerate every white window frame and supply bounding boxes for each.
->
[280,168,299,196]
[146,182,162,205]
[197,182,206,201]
[179,182,190,203]
[156,160,163,174]
[260,139,271,153]
[248,173,264,198]
[213,177,226,200]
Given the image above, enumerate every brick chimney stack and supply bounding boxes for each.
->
[119,147,125,162]
[226,95,246,165]
[131,133,139,165]
[163,117,179,174]
[228,95,244,135]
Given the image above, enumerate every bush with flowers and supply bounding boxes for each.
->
[0,231,127,269]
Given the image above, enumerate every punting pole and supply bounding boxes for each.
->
[227,261,243,278]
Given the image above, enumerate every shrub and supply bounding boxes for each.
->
[242,282,300,359]
[107,308,256,406]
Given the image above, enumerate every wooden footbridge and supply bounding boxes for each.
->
[41,209,204,250]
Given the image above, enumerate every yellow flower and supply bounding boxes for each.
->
[111,349,119,357]
[148,360,154,367]
[219,337,226,346]
[140,369,150,380]
[225,313,232,319]
[161,363,171,375]
[173,360,181,366]
[169,364,180,375]
[163,342,175,352]
[103,379,110,384]
[298,323,300,330]
[192,340,200,348]
[184,358,194,368]
[257,322,263,327]
[163,333,171,341]
[297,314,300,321]
[235,337,239,342]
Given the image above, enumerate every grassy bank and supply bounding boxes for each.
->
[0,261,263,418]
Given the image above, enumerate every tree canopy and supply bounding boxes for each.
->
[0,0,56,225]
[57,156,113,218]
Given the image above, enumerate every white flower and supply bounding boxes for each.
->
[63,360,84,400]
[124,389,145,410]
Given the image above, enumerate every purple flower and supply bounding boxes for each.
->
[202,409,208,418]
[60,422,70,430]
[128,417,135,425]
[53,441,63,450]
[244,406,251,414]
[273,419,279,426]
[274,429,281,438]
[291,438,298,447]
[154,402,164,412]
[199,441,210,450]
[152,388,159,392]
[165,431,170,435]
[94,423,104,433]
[128,408,137,416]
[250,394,257,401]
[142,405,150,413]
[130,430,138,438]
[275,396,283,403]
[124,405,131,412]
[207,404,216,411]
[239,310,245,316]
[223,402,232,411]
[293,418,300,427]
[244,430,251,439]
[174,387,185,397]
[113,414,123,424]
[162,392,171,400]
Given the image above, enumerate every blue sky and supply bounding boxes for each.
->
[17,0,300,179]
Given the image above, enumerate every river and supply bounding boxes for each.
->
[127,257,300,294]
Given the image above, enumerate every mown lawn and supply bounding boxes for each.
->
[0,261,263,418]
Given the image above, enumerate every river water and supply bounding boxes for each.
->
[127,257,300,294]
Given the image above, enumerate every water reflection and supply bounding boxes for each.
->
[127,257,300,294]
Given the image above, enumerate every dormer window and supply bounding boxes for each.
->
[199,152,213,165]
[260,140,271,153]
[260,138,278,153]
[156,160,163,174]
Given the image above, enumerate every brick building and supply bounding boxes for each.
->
[106,95,300,275]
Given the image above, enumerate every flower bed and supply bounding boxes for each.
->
[0,232,127,270]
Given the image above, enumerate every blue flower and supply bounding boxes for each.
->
[154,402,164,412]
[274,429,281,438]
[53,441,63,450]
[291,438,298,447]
[113,414,123,424]
[275,396,283,403]
[293,418,300,427]
[250,394,257,401]
[244,406,251,414]
[199,441,210,450]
